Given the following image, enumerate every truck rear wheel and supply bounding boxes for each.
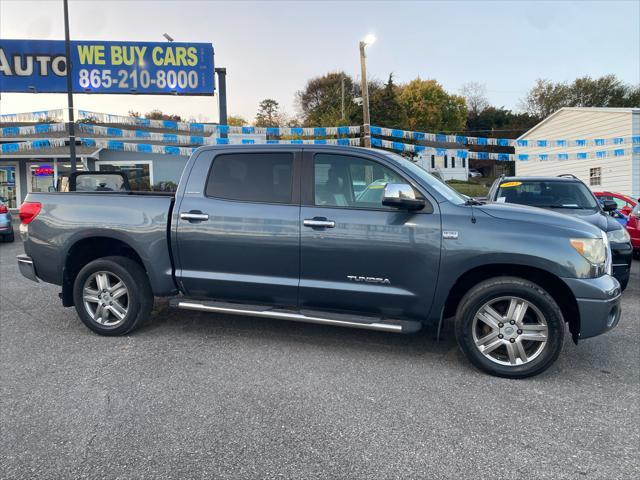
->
[72,256,153,336]
[455,276,565,378]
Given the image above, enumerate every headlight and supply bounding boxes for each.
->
[570,237,609,277]
[607,228,631,244]
[570,238,606,264]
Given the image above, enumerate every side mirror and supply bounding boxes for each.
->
[602,200,617,212]
[382,183,425,211]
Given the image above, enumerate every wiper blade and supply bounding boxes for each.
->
[538,205,581,209]
[465,199,483,206]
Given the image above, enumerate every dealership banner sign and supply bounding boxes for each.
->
[0,39,214,95]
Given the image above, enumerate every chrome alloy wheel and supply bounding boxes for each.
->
[82,271,129,327]
[472,296,548,366]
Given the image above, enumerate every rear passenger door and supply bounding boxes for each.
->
[175,149,301,307]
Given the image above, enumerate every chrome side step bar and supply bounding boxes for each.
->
[173,300,406,333]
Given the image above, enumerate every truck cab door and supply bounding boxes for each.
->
[299,150,441,321]
[173,148,301,307]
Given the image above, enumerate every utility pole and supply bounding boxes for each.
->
[63,0,76,172]
[359,34,375,148]
[341,75,345,120]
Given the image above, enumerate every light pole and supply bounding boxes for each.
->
[359,34,375,148]
[63,0,76,172]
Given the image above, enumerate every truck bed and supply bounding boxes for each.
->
[22,192,177,296]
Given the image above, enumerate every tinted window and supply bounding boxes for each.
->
[314,154,412,209]
[206,153,293,203]
[74,173,127,192]
[496,180,598,209]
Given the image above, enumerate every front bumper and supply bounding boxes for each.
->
[17,254,39,283]
[562,275,621,339]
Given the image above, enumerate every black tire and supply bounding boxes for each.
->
[73,256,153,336]
[1,232,13,242]
[455,276,565,379]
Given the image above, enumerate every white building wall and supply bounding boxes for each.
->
[515,108,639,197]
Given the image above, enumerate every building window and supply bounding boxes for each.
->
[431,155,435,169]
[444,156,448,168]
[451,157,456,168]
[462,158,466,168]
[589,167,601,186]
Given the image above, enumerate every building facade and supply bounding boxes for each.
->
[515,107,640,197]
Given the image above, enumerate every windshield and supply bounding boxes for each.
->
[495,180,599,210]
[380,152,467,204]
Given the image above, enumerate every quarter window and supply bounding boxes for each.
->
[589,167,601,187]
[313,153,414,209]
[206,152,293,203]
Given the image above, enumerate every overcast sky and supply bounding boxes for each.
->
[1,0,638,123]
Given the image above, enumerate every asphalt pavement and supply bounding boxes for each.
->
[1,236,638,479]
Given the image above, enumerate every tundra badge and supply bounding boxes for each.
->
[347,275,391,285]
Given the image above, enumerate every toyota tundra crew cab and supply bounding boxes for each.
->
[17,145,622,378]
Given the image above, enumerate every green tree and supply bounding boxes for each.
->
[370,73,407,129]
[296,71,361,126]
[522,75,640,118]
[465,107,539,137]
[398,78,467,132]
[255,99,281,127]
[144,109,182,122]
[226,115,247,126]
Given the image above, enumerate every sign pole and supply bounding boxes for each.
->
[63,0,77,172]
[215,67,227,139]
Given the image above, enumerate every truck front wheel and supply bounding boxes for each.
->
[455,276,565,378]
[72,256,153,336]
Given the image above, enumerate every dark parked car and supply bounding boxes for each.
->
[17,146,622,378]
[487,175,633,291]
[0,198,14,242]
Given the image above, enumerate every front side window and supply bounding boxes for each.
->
[313,154,410,209]
[206,152,293,203]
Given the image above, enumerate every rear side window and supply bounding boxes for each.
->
[206,152,293,203]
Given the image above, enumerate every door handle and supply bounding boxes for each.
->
[180,211,209,221]
[303,218,335,228]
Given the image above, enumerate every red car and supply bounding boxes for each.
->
[627,203,640,258]
[593,191,637,217]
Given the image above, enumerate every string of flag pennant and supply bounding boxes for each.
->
[78,109,219,133]
[373,138,640,161]
[0,138,68,154]
[1,122,67,137]
[371,125,640,148]
[79,137,360,156]
[0,109,65,123]
[2,109,639,161]
[78,110,360,137]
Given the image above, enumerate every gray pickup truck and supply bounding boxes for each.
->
[17,145,622,378]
